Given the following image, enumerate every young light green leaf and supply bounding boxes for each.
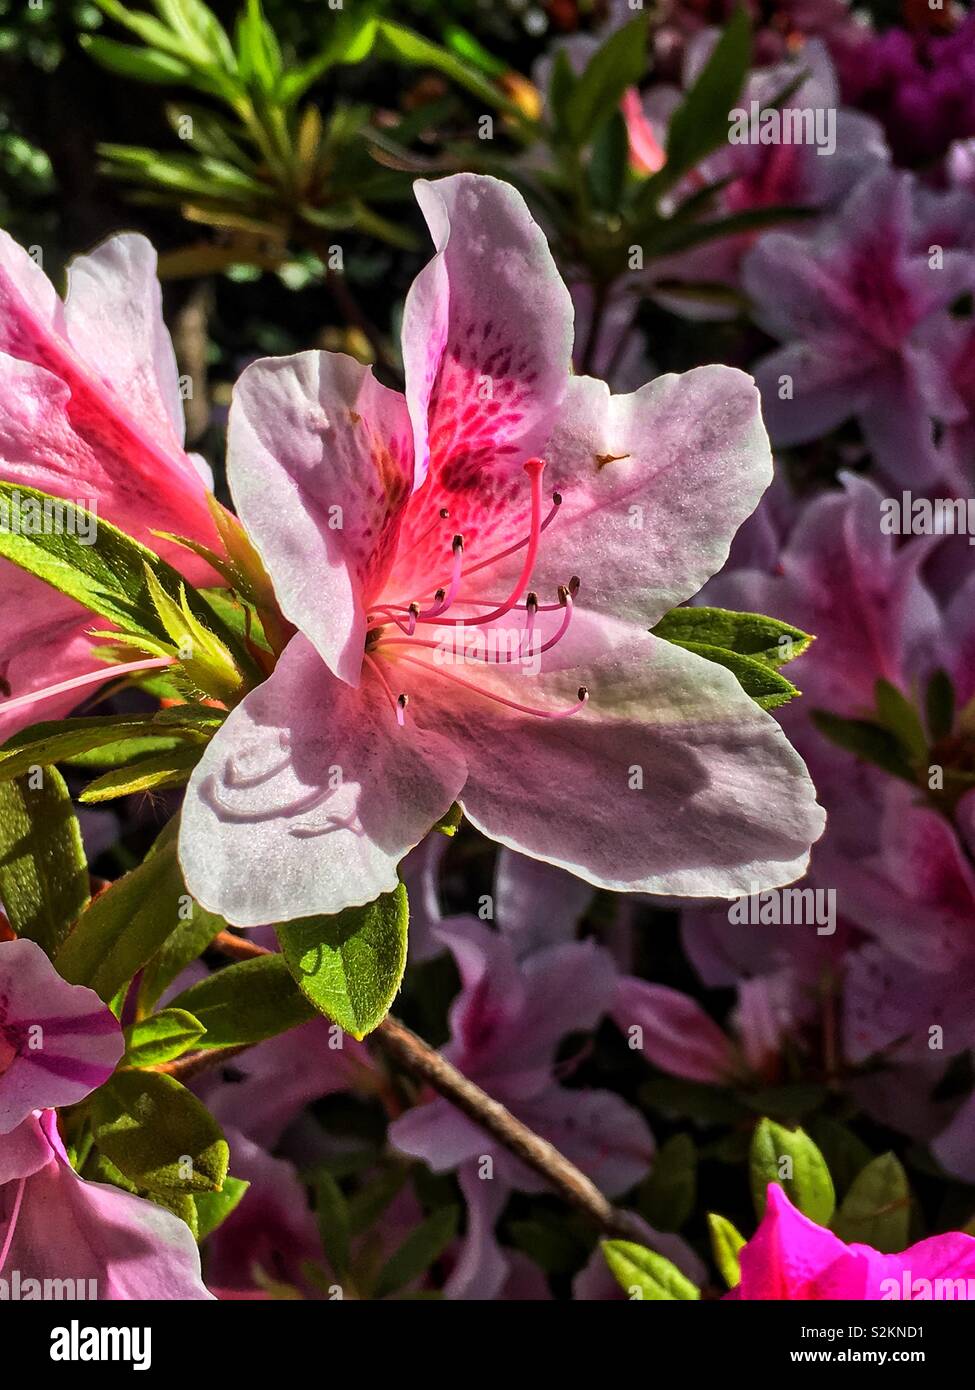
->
[652,607,813,668]
[80,34,195,83]
[832,1152,911,1253]
[168,953,316,1046]
[91,1069,229,1194]
[0,483,260,685]
[276,886,409,1040]
[78,741,206,804]
[707,1212,746,1288]
[601,1240,701,1300]
[123,1008,206,1066]
[750,1118,835,1226]
[0,769,89,957]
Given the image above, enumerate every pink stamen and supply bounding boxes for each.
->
[365,652,408,725]
[0,655,173,717]
[424,459,547,627]
[0,1175,27,1275]
[417,535,465,620]
[536,585,575,654]
[391,651,589,720]
[457,480,561,587]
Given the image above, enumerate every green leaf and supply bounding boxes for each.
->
[55,819,191,1006]
[925,669,956,743]
[750,1118,835,1226]
[80,34,195,83]
[194,1175,249,1241]
[652,607,812,668]
[168,954,316,1046]
[647,203,813,257]
[663,8,751,181]
[0,483,260,687]
[874,678,928,762]
[91,1069,228,1194]
[372,1206,458,1299]
[601,1241,701,1300]
[811,710,917,782]
[313,1171,351,1280]
[637,1133,697,1232]
[548,49,576,133]
[832,1153,911,1253]
[79,742,206,804]
[676,642,801,710]
[588,109,629,212]
[156,0,237,71]
[136,904,225,1014]
[707,1212,746,1289]
[276,886,409,1040]
[377,22,519,117]
[0,769,89,956]
[123,1008,205,1066]
[653,607,812,709]
[0,713,208,782]
[562,15,647,145]
[806,1115,875,1200]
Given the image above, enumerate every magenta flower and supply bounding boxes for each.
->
[0,231,219,738]
[734,1183,975,1299]
[743,169,975,487]
[0,938,212,1299]
[179,174,824,925]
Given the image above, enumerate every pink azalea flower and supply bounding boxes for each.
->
[734,1183,975,1299]
[0,938,212,1299]
[0,231,221,739]
[743,168,975,487]
[179,173,824,926]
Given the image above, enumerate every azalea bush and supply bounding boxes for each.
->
[1,0,975,1313]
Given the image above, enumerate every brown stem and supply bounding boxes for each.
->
[374,1013,646,1241]
[204,931,645,1240]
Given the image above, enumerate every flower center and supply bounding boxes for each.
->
[364,459,588,725]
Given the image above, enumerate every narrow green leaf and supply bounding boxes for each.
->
[313,1172,351,1280]
[276,886,409,1040]
[80,34,195,83]
[707,1212,746,1288]
[874,678,928,762]
[91,1069,228,1194]
[925,669,956,743]
[168,954,316,1046]
[811,710,917,782]
[664,8,751,179]
[601,1240,701,1300]
[588,109,629,211]
[0,769,89,956]
[750,1118,835,1226]
[79,742,206,804]
[0,713,206,782]
[563,15,647,145]
[123,1008,206,1066]
[55,820,189,1006]
[372,1206,458,1299]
